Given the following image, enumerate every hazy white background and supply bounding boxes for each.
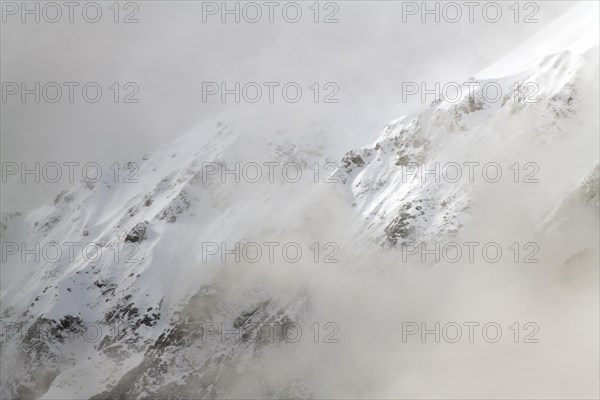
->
[1,1,574,211]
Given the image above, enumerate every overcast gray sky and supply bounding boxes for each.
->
[1,1,575,212]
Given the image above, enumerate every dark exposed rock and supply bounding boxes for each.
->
[143,194,153,207]
[125,222,147,243]
[384,202,417,245]
[158,191,192,223]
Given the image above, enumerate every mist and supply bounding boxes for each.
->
[1,1,598,399]
[1,0,573,212]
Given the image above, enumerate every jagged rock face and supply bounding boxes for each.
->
[1,5,599,399]
[333,47,597,248]
[90,286,310,400]
[125,223,147,243]
[0,118,337,399]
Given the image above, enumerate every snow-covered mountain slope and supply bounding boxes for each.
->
[1,116,355,399]
[1,3,599,399]
[476,1,599,78]
[337,44,598,250]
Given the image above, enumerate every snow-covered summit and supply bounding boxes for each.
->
[477,1,599,79]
